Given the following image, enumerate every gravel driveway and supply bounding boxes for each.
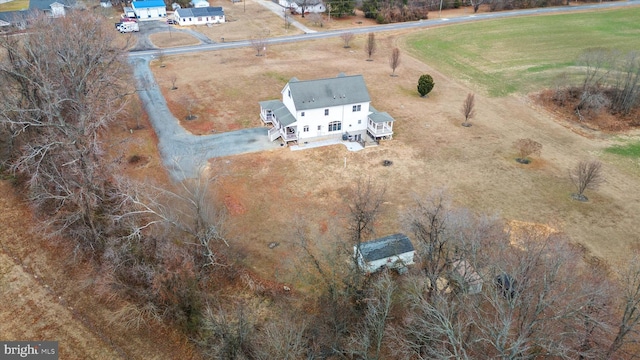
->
[131,57,281,180]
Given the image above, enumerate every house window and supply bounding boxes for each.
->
[324,109,329,116]
[318,125,321,131]
[352,105,361,112]
[301,112,305,117]
[358,119,362,124]
[198,17,202,21]
[328,121,341,132]
[288,90,291,98]
[303,125,309,132]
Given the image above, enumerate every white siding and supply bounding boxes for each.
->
[360,251,415,274]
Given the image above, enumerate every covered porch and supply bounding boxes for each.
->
[367,107,394,140]
[259,100,298,143]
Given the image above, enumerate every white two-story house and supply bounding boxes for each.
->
[259,73,394,144]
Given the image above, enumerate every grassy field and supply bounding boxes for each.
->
[606,141,640,157]
[0,0,29,11]
[404,7,640,97]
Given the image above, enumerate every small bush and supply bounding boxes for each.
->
[418,74,435,97]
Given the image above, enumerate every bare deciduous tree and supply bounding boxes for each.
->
[365,32,377,61]
[389,47,401,77]
[512,138,542,164]
[461,93,476,127]
[115,167,228,269]
[255,314,307,360]
[403,191,454,299]
[250,34,268,56]
[293,223,355,350]
[308,12,324,27]
[156,49,166,68]
[201,303,255,359]
[170,75,178,90]
[393,203,619,360]
[347,178,386,247]
[610,51,640,115]
[293,0,321,17]
[0,14,131,253]
[607,254,640,358]
[469,0,487,12]
[341,31,354,48]
[346,271,395,360]
[570,160,604,201]
[575,48,615,120]
[183,97,197,120]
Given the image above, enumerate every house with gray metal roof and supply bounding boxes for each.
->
[175,6,224,25]
[259,73,394,144]
[354,233,415,274]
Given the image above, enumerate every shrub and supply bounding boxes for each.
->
[418,74,435,97]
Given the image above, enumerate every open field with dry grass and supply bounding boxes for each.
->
[146,12,640,288]
[2,5,639,356]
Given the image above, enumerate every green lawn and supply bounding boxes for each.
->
[0,0,29,12]
[404,7,640,96]
[606,142,640,158]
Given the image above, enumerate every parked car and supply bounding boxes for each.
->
[166,19,177,25]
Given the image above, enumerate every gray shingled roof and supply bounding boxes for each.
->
[288,74,370,111]
[258,100,296,127]
[369,110,394,124]
[358,233,414,263]
[176,6,224,18]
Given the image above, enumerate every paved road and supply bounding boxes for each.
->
[129,0,640,58]
[130,0,640,180]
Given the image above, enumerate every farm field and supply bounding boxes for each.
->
[403,7,640,96]
[0,0,29,12]
[148,7,640,287]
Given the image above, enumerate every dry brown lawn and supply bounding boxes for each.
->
[2,7,639,352]
[146,24,640,289]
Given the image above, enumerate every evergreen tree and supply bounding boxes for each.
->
[327,0,355,17]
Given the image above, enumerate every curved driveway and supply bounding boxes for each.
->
[130,0,640,180]
[131,57,281,180]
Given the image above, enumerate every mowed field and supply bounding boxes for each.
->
[147,6,640,287]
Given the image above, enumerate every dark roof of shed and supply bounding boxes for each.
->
[287,74,370,111]
[358,233,414,263]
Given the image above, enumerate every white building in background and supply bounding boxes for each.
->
[174,6,224,25]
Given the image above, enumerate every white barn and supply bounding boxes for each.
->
[175,6,224,25]
[259,73,394,144]
[131,0,167,20]
[354,234,415,274]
